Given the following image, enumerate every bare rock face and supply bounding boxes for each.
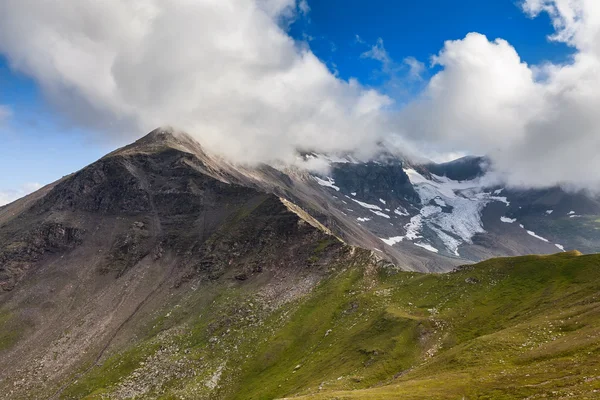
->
[33,157,153,214]
[0,222,84,291]
[330,161,419,205]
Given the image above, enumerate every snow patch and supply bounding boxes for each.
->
[379,198,387,205]
[381,236,404,246]
[371,210,390,219]
[526,229,549,243]
[568,210,576,215]
[433,198,447,207]
[314,176,339,191]
[311,153,359,165]
[500,216,516,223]
[351,192,357,196]
[546,210,554,215]
[414,242,439,253]
[350,198,383,211]
[357,217,371,222]
[555,243,565,252]
[403,168,510,256]
[394,207,409,216]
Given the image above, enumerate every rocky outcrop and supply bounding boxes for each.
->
[0,222,84,291]
[331,161,419,204]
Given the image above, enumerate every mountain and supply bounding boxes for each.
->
[309,151,600,261]
[1,129,600,399]
[0,129,370,398]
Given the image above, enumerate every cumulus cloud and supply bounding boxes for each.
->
[0,182,42,207]
[1,0,600,191]
[399,0,600,189]
[0,0,392,165]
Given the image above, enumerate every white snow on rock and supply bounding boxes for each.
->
[568,210,576,215]
[402,168,510,256]
[349,197,390,219]
[309,153,359,165]
[517,223,550,243]
[379,199,387,205]
[357,217,371,222]
[350,198,383,211]
[478,192,510,206]
[351,192,357,196]
[429,227,461,256]
[314,176,340,191]
[569,214,582,218]
[394,207,409,216]
[501,216,517,223]
[381,236,404,246]
[526,229,549,243]
[414,242,439,253]
[433,198,447,207]
[371,210,391,219]
[555,243,565,251]
[546,210,554,215]
[494,189,504,195]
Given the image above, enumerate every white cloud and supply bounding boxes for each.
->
[0,0,391,165]
[298,0,310,16]
[361,38,393,73]
[1,0,600,191]
[522,0,600,53]
[403,56,425,80]
[0,182,42,207]
[398,0,600,189]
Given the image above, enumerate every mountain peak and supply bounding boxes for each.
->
[138,126,179,143]
[105,127,205,159]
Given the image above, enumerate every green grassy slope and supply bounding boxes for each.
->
[61,251,600,399]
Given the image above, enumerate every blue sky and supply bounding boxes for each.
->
[0,1,578,202]
[0,58,113,190]
[291,0,571,85]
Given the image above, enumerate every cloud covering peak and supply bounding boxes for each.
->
[0,0,392,164]
[1,0,600,191]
